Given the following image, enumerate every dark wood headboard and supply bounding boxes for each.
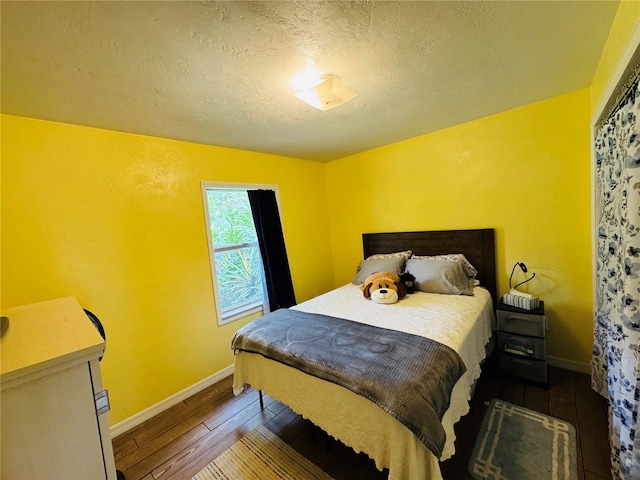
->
[362,228,497,303]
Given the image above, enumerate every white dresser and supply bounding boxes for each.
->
[1,296,117,480]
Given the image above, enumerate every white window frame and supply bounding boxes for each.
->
[201,181,281,326]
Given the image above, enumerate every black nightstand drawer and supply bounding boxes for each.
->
[497,331,545,360]
[497,309,545,337]
[499,353,547,383]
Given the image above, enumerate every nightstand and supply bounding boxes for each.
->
[496,298,547,384]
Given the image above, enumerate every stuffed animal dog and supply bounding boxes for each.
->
[361,272,407,304]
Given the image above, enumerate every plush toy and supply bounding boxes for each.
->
[399,272,416,294]
[360,272,407,304]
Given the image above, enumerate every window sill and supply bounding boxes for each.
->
[219,304,264,326]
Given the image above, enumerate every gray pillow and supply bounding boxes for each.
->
[410,253,478,279]
[405,258,474,295]
[366,250,412,261]
[352,257,405,285]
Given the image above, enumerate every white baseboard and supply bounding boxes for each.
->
[109,364,235,438]
[547,355,591,375]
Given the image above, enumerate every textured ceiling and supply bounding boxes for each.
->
[1,1,619,162]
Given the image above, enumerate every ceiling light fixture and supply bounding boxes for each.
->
[293,74,358,111]
[289,64,358,111]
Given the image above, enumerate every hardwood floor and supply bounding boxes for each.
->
[113,361,612,480]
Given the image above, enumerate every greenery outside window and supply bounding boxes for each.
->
[202,183,274,325]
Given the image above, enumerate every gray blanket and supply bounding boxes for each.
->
[231,308,467,458]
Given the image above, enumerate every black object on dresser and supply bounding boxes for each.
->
[496,298,547,384]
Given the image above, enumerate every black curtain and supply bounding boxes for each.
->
[247,189,296,311]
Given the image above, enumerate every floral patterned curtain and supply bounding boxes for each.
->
[592,79,640,480]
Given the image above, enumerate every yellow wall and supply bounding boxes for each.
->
[0,115,334,424]
[0,89,597,424]
[325,89,593,366]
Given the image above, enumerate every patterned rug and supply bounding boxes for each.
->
[192,425,333,480]
[468,399,577,480]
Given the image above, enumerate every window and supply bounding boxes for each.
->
[202,183,275,325]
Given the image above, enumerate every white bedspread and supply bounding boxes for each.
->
[233,284,494,480]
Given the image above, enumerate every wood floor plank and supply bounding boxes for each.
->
[265,405,302,435]
[320,439,386,480]
[118,391,255,472]
[183,375,234,408]
[201,389,264,430]
[523,382,549,414]
[548,367,577,426]
[318,440,363,480]
[573,371,611,479]
[498,376,525,405]
[118,418,209,472]
[123,377,237,453]
[272,412,314,445]
[112,400,191,450]
[153,406,277,480]
[265,397,290,416]
[586,472,611,480]
[113,438,138,462]
[121,423,210,480]
[135,400,201,448]
[289,427,335,470]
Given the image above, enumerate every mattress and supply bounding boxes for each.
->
[233,284,495,480]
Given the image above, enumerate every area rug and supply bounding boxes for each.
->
[192,425,333,480]
[468,399,577,480]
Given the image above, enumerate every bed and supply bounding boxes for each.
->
[232,229,497,480]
